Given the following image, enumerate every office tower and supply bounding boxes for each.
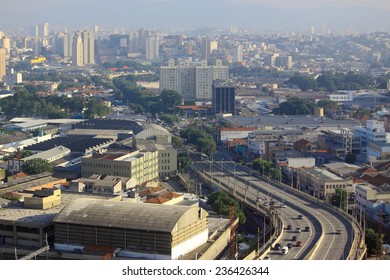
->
[64,33,73,58]
[81,31,95,64]
[234,45,243,62]
[0,48,6,81]
[72,33,84,66]
[212,84,236,116]
[146,35,159,60]
[202,37,211,61]
[128,30,139,53]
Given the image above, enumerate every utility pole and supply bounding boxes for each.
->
[229,206,236,260]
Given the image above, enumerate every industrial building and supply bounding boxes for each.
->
[53,198,209,260]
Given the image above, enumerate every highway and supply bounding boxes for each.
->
[194,160,354,260]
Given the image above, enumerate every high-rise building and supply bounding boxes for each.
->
[81,31,95,64]
[0,37,11,56]
[0,48,6,82]
[31,25,39,37]
[146,35,159,60]
[234,45,243,62]
[72,33,84,66]
[41,22,49,37]
[160,59,228,101]
[212,84,236,116]
[202,37,211,61]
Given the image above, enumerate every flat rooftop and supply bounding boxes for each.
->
[0,192,114,226]
[305,168,344,181]
[223,115,360,129]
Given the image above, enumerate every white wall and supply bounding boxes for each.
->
[171,230,209,260]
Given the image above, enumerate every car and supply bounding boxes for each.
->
[263,255,271,260]
[280,203,287,208]
[305,226,310,232]
[257,198,262,203]
[269,200,275,206]
[263,202,269,206]
[295,227,301,233]
[280,246,289,255]
[273,243,282,250]
[286,224,292,230]
[297,214,303,219]
[292,235,297,241]
[335,229,342,235]
[286,243,293,248]
[296,241,302,247]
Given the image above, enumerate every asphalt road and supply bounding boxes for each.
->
[194,160,354,260]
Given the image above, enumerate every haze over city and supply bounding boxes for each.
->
[1,0,390,32]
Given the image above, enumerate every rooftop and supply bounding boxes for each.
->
[53,198,198,233]
[0,193,113,226]
[305,168,344,181]
[223,115,360,130]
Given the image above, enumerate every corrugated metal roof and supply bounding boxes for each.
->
[53,198,192,233]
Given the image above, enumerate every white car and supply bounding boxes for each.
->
[280,203,287,208]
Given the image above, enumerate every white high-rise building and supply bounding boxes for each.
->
[234,45,243,62]
[146,35,159,60]
[72,33,84,66]
[160,59,228,100]
[41,22,49,37]
[81,31,95,65]
[0,48,6,82]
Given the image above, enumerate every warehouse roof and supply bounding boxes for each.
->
[53,198,194,233]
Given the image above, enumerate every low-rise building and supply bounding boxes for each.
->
[356,184,390,229]
[53,198,209,260]
[298,167,354,199]
[81,150,159,186]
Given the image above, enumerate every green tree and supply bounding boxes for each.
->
[365,228,384,256]
[316,73,337,92]
[172,136,183,148]
[286,74,317,91]
[23,158,53,175]
[317,99,339,116]
[273,97,317,115]
[252,159,273,176]
[178,155,191,172]
[160,114,180,125]
[208,191,246,224]
[331,188,348,210]
[85,98,111,119]
[160,89,182,113]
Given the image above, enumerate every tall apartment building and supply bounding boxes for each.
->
[0,48,6,82]
[202,37,211,61]
[55,32,73,58]
[81,31,95,64]
[234,45,243,62]
[146,35,159,60]
[160,59,228,100]
[72,31,95,66]
[0,37,11,56]
[212,84,236,116]
[72,33,84,66]
[81,150,159,186]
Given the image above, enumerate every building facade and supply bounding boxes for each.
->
[212,84,236,116]
[81,150,159,186]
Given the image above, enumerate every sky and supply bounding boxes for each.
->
[1,0,390,31]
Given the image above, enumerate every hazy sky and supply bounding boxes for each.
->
[5,0,390,10]
[2,0,390,31]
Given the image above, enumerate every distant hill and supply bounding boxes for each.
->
[2,0,390,32]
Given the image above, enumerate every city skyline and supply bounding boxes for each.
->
[1,0,390,32]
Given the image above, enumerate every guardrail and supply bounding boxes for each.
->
[196,168,284,260]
